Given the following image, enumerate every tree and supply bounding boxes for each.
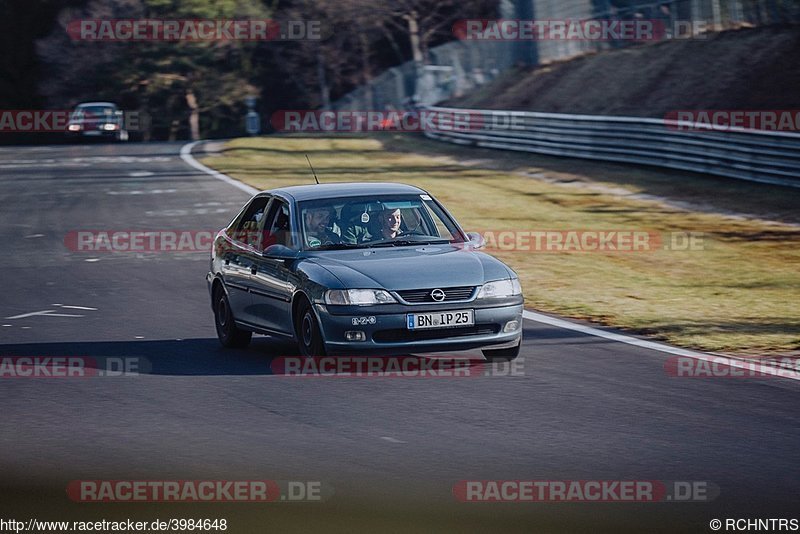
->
[372,0,497,100]
[271,0,496,110]
[377,0,496,65]
[36,0,267,139]
[0,0,88,111]
[277,0,385,110]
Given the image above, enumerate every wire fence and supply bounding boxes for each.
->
[331,0,800,111]
[331,39,516,111]
[599,0,800,25]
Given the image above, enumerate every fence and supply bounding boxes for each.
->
[331,39,516,111]
[521,0,800,64]
[328,0,800,187]
[422,106,800,187]
[330,0,800,111]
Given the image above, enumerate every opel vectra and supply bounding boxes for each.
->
[207,183,523,360]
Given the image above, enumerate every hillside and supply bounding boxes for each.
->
[445,25,800,117]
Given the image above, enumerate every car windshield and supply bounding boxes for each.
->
[72,105,116,119]
[298,193,465,251]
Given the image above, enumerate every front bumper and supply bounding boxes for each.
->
[66,126,120,137]
[315,297,524,356]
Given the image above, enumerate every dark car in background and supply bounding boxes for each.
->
[207,182,524,361]
[66,102,128,141]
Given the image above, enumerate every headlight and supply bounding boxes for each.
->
[325,289,398,306]
[477,279,522,299]
[67,124,81,131]
[102,123,118,131]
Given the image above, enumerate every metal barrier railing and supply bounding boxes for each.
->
[423,106,800,188]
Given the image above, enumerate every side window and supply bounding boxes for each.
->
[258,201,280,251]
[230,196,270,247]
[264,201,293,249]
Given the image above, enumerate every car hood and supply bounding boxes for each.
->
[306,245,513,290]
[76,118,115,125]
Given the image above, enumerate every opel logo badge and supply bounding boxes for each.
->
[431,289,446,302]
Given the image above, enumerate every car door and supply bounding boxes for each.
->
[222,195,271,322]
[248,198,297,335]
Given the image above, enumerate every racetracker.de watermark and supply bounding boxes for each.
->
[63,230,706,253]
[665,110,800,132]
[271,110,489,133]
[453,480,719,502]
[67,19,326,41]
[0,356,146,377]
[67,480,331,502]
[476,230,705,253]
[453,19,710,41]
[65,230,218,253]
[664,356,800,379]
[270,356,525,378]
[0,110,143,133]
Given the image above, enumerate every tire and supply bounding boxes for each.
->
[296,300,326,357]
[482,341,521,362]
[213,286,252,349]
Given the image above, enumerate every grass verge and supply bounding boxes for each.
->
[201,134,800,355]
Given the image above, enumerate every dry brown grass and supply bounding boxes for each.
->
[202,134,800,354]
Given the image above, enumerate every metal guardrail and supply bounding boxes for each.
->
[423,106,800,188]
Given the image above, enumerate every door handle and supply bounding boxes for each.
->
[250,265,257,275]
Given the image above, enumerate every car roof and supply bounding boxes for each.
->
[268,182,427,202]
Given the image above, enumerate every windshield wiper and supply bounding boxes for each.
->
[370,238,450,248]
[313,242,372,251]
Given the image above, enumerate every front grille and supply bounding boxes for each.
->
[396,286,476,303]
[373,325,500,343]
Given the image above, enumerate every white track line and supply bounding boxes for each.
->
[180,141,259,196]
[523,310,799,382]
[180,140,799,383]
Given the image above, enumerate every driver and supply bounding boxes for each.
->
[304,207,340,247]
[378,208,403,239]
[342,206,405,243]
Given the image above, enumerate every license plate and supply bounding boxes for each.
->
[84,131,101,136]
[407,310,474,330]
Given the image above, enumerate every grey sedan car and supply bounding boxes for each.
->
[207,183,524,360]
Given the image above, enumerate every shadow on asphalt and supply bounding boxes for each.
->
[0,337,496,377]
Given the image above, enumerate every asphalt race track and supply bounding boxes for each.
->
[1,142,799,532]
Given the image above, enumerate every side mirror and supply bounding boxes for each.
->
[465,232,486,250]
[262,244,298,261]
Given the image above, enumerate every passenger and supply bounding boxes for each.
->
[304,207,340,247]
